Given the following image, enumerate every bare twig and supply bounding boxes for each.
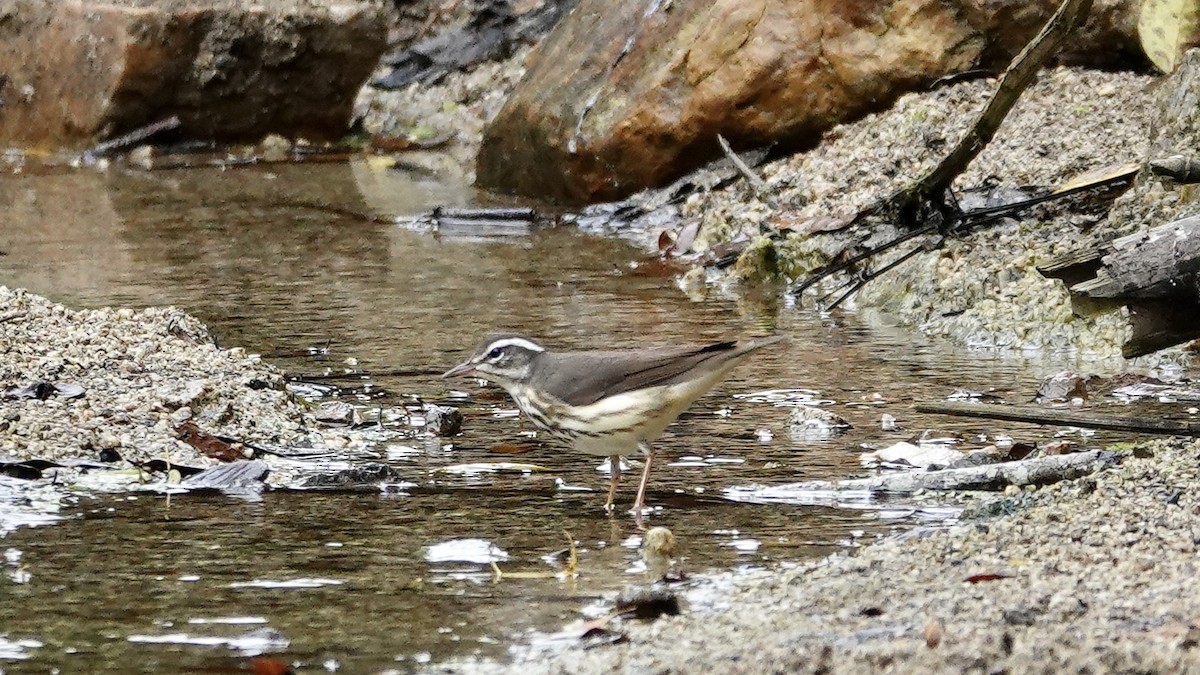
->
[716,134,768,194]
[821,243,931,310]
[82,115,182,159]
[792,223,937,297]
[902,0,1093,203]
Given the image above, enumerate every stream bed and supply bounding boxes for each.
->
[0,160,1129,672]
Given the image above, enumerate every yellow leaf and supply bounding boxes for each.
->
[1053,162,1140,194]
[1138,0,1200,73]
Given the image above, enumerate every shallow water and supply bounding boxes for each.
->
[0,161,1128,671]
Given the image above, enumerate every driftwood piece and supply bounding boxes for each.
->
[740,450,1119,499]
[838,450,1118,493]
[1071,215,1200,299]
[1042,214,1200,357]
[916,401,1200,435]
[716,133,768,194]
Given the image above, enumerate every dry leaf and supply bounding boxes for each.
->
[1137,0,1200,73]
[1053,162,1139,194]
[175,422,246,462]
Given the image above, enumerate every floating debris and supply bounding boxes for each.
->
[424,404,464,436]
[126,627,288,656]
[425,539,509,564]
[861,441,965,470]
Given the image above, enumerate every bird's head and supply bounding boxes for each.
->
[442,334,546,388]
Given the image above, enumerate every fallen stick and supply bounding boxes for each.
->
[835,450,1118,492]
[82,115,182,159]
[915,402,1200,436]
[903,0,1093,201]
[716,133,768,194]
[727,450,1119,499]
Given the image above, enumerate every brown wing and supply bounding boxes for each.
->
[532,336,783,406]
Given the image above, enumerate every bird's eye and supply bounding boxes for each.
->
[486,346,505,360]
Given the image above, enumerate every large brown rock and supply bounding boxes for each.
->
[477,0,1139,204]
[0,0,387,150]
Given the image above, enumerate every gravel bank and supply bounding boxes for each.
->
[0,287,315,471]
[357,46,532,182]
[685,67,1166,357]
[437,437,1200,674]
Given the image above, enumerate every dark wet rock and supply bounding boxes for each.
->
[0,0,387,150]
[947,449,1003,470]
[1003,606,1043,627]
[0,462,44,481]
[477,0,1145,203]
[787,404,851,439]
[299,463,401,488]
[425,404,464,437]
[3,381,85,400]
[180,459,270,494]
[614,586,681,620]
[373,0,576,90]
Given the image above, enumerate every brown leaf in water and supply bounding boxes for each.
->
[657,229,674,252]
[488,442,537,455]
[627,257,688,277]
[580,614,615,638]
[657,221,701,257]
[578,613,628,646]
[369,131,454,152]
[1041,440,1077,456]
[250,656,296,675]
[175,422,247,462]
[1005,442,1036,461]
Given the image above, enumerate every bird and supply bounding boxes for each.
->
[442,333,785,514]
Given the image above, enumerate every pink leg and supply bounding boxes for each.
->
[632,443,655,514]
[604,455,621,513]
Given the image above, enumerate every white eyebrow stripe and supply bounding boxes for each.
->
[487,337,545,353]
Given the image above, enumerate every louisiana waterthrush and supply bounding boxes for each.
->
[442,333,784,513]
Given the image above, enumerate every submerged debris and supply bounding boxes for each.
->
[424,404,464,437]
[613,586,681,620]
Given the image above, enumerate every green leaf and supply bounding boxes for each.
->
[1138,0,1200,73]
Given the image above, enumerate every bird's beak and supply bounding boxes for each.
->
[441,360,476,378]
